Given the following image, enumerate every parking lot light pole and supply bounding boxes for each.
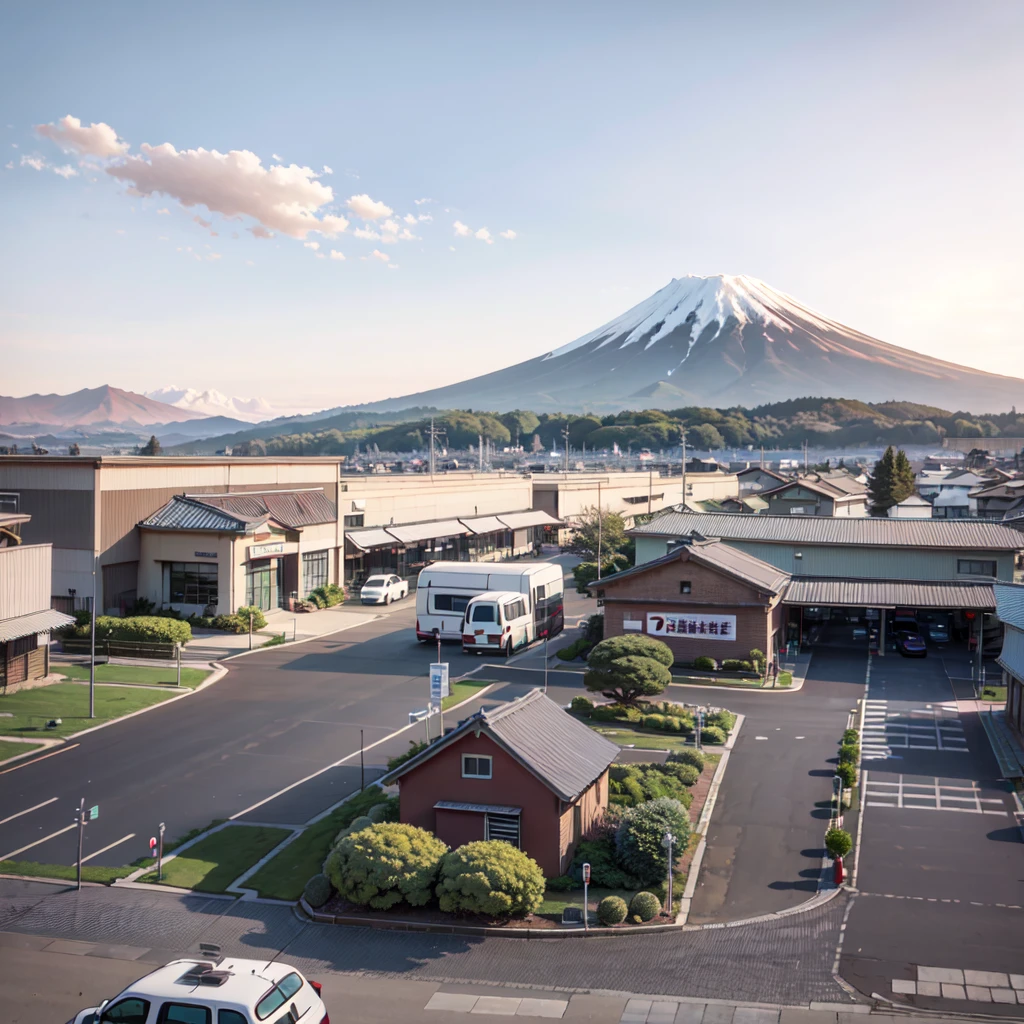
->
[661,831,676,913]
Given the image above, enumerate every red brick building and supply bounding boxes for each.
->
[591,535,791,662]
[387,689,619,877]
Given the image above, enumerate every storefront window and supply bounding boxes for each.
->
[302,550,329,595]
[164,562,218,605]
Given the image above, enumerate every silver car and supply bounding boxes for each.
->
[360,573,409,605]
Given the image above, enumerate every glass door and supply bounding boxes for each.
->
[246,561,273,611]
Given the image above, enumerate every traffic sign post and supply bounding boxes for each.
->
[76,798,85,891]
[581,862,591,931]
[430,663,450,739]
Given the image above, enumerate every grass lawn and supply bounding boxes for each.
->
[587,724,696,753]
[536,886,635,923]
[53,663,210,689]
[0,740,42,762]
[670,675,763,688]
[0,683,175,739]
[141,825,291,893]
[247,785,386,901]
[0,859,135,885]
[982,685,1007,702]
[442,680,491,711]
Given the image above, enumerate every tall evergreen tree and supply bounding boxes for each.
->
[892,449,916,504]
[140,435,162,456]
[868,446,896,515]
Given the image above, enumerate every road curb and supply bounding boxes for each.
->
[210,611,384,662]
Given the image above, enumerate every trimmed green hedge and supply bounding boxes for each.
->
[77,616,192,645]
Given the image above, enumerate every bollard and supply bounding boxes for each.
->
[833,855,845,885]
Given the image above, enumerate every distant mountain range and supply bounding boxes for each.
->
[144,386,308,423]
[352,274,1024,414]
[0,386,205,428]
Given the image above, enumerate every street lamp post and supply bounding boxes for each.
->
[661,831,676,914]
[544,634,549,693]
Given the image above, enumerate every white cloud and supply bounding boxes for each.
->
[322,165,333,175]
[354,226,380,240]
[500,229,517,240]
[449,245,456,251]
[414,197,433,205]
[272,153,282,161]
[453,220,471,236]
[20,155,46,171]
[115,229,126,235]
[207,252,222,260]
[10,143,17,149]
[245,259,255,266]
[4,161,12,170]
[249,225,274,239]
[304,240,320,250]
[107,142,350,239]
[381,233,397,244]
[346,193,393,221]
[380,218,400,234]
[388,263,399,269]
[398,227,419,241]
[329,249,346,261]
[193,214,213,229]
[315,252,325,259]
[418,213,433,222]
[157,235,169,241]
[53,164,78,179]
[403,213,417,225]
[475,227,493,244]
[35,114,128,158]
[156,207,170,215]
[370,249,389,261]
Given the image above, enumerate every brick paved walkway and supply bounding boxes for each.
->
[0,880,850,1006]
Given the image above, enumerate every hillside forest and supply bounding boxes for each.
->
[170,398,1024,457]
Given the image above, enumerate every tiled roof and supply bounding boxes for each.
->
[192,489,336,527]
[387,689,619,802]
[630,510,1024,551]
[141,496,252,532]
[786,577,995,610]
[0,608,75,643]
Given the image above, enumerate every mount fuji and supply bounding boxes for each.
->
[145,386,282,423]
[361,274,1024,413]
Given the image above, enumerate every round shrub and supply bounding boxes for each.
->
[824,827,853,860]
[838,743,859,765]
[570,696,594,713]
[591,703,627,722]
[663,763,699,786]
[629,891,662,922]
[641,714,666,731]
[367,803,390,823]
[700,726,727,745]
[615,797,691,886]
[662,716,683,733]
[597,895,628,925]
[338,815,373,841]
[324,823,447,909]
[705,709,736,732]
[236,605,268,630]
[667,748,706,772]
[587,635,674,670]
[436,840,545,917]
[842,728,860,746]
[302,873,333,908]
[835,762,857,789]
[693,656,717,672]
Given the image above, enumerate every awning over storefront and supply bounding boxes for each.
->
[386,519,469,545]
[346,527,400,551]
[0,608,75,643]
[783,577,996,610]
[496,510,562,530]
[458,515,508,535]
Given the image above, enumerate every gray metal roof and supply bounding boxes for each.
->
[784,577,996,610]
[630,510,1024,551]
[994,582,1024,630]
[497,510,562,530]
[387,518,468,544]
[141,496,251,532]
[189,489,336,527]
[345,526,399,550]
[388,689,619,802]
[459,514,510,535]
[0,608,74,643]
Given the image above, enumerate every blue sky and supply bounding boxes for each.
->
[2,1,1022,411]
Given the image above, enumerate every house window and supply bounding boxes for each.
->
[163,563,218,606]
[462,754,492,779]
[958,559,997,576]
[302,550,329,595]
[790,506,806,514]
[344,514,364,528]
[485,812,520,846]
[680,581,692,594]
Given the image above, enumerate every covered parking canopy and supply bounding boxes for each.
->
[783,577,996,611]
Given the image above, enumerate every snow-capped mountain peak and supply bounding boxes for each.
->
[145,386,277,423]
[543,273,846,363]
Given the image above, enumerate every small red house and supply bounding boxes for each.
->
[387,689,619,877]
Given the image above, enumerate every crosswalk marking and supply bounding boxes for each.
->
[864,776,1007,816]
[860,700,968,759]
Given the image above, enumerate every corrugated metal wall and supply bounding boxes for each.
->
[12,489,93,549]
[0,543,52,618]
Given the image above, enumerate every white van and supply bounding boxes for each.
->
[415,560,564,643]
[462,591,534,656]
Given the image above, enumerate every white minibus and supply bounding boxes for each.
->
[462,591,535,656]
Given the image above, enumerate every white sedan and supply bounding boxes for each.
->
[360,573,409,605]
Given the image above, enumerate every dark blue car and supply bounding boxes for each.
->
[895,631,927,657]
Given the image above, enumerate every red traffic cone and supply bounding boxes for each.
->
[833,855,845,885]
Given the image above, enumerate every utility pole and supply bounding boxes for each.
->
[76,798,85,890]
[478,433,483,472]
[562,423,570,473]
[429,416,436,477]
[680,428,688,508]
[597,482,603,581]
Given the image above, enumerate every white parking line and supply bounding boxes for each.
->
[0,823,77,861]
[81,833,136,863]
[0,796,58,826]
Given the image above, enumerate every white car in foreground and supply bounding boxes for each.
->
[68,952,328,1024]
[360,573,409,605]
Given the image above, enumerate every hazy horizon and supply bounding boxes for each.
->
[2,1,1022,409]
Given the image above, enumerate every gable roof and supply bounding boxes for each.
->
[590,536,790,596]
[630,510,1024,551]
[387,689,619,802]
[760,476,866,503]
[141,489,336,532]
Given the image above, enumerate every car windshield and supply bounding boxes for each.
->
[364,577,387,587]
[471,603,497,623]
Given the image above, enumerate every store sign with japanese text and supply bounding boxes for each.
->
[647,612,737,641]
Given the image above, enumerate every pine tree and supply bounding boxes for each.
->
[67,443,81,456]
[868,446,896,516]
[892,449,915,504]
[141,435,162,456]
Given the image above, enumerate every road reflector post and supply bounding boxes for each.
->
[582,861,590,930]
